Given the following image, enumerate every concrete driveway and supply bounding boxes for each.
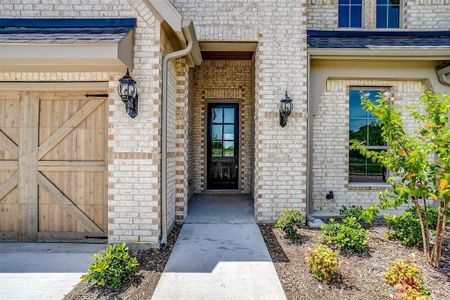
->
[0,243,105,300]
[152,194,286,300]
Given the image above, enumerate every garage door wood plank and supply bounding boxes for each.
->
[38,161,105,172]
[0,171,18,201]
[38,99,104,160]
[17,92,39,241]
[37,172,103,234]
[0,161,18,171]
[0,130,18,158]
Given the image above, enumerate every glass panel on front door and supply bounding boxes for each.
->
[207,103,239,190]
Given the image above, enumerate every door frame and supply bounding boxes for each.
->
[204,99,242,192]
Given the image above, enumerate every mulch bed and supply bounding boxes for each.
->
[259,222,449,300]
[65,225,181,300]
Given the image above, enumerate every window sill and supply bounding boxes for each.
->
[347,183,390,191]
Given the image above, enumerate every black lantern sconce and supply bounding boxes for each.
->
[279,91,293,127]
[118,68,138,118]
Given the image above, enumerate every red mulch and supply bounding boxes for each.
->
[64,225,181,300]
[259,223,449,300]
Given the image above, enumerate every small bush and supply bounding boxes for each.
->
[81,243,139,289]
[306,245,339,284]
[275,209,305,239]
[340,205,378,227]
[385,207,439,247]
[321,217,368,252]
[384,260,430,300]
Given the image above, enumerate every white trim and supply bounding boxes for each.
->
[309,48,450,60]
[0,31,134,72]
[146,0,183,32]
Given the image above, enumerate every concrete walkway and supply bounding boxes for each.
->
[152,194,286,300]
[0,243,105,300]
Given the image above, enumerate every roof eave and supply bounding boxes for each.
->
[308,48,450,60]
[145,0,202,65]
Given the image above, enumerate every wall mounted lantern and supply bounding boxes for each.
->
[118,68,138,118]
[279,91,293,127]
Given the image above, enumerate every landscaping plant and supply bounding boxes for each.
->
[320,217,368,252]
[351,91,450,267]
[81,242,139,289]
[384,259,431,300]
[306,244,339,284]
[275,209,305,239]
[385,207,439,247]
[340,205,379,227]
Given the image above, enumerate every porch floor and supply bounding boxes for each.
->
[152,193,286,300]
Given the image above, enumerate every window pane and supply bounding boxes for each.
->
[349,89,367,118]
[212,108,223,123]
[212,141,222,157]
[212,125,222,140]
[367,161,386,183]
[223,125,234,140]
[350,119,368,144]
[350,5,362,27]
[376,5,388,28]
[339,5,350,27]
[388,6,400,28]
[368,122,385,146]
[349,149,366,164]
[339,0,350,4]
[223,141,234,157]
[223,108,235,123]
[351,0,362,4]
[377,0,388,4]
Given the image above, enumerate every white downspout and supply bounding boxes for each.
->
[161,24,194,247]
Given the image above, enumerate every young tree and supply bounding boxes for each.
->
[351,91,450,267]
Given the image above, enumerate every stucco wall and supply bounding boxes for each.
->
[0,0,163,247]
[312,79,426,213]
[172,0,309,221]
[307,0,450,29]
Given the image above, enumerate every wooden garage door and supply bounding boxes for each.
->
[0,90,107,242]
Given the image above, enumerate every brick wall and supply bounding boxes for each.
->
[307,0,449,29]
[404,0,450,29]
[172,0,309,221]
[192,60,254,194]
[0,0,163,247]
[307,0,338,29]
[312,79,426,213]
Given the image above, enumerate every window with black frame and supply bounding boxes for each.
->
[338,0,362,28]
[349,88,388,183]
[376,0,401,28]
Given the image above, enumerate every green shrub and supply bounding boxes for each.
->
[306,245,339,284]
[385,207,439,247]
[321,217,368,252]
[275,209,305,239]
[340,205,379,227]
[81,243,139,289]
[384,260,430,300]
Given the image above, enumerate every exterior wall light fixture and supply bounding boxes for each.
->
[118,68,138,118]
[279,91,293,127]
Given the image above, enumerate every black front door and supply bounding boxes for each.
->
[207,103,239,190]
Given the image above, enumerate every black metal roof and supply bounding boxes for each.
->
[0,18,136,44]
[308,30,450,49]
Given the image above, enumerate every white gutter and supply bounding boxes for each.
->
[161,20,200,247]
[309,48,450,60]
[306,53,312,219]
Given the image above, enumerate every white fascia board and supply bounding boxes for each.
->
[146,0,182,32]
[309,48,450,60]
[0,32,134,73]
